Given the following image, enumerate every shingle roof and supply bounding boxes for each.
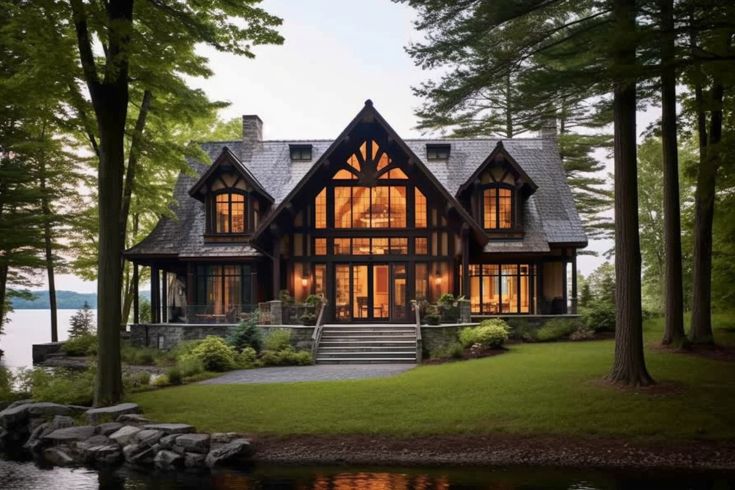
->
[126,135,586,259]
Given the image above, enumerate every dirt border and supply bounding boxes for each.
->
[250,434,735,471]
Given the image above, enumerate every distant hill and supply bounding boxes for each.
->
[11,290,151,310]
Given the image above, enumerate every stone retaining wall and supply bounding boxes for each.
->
[32,342,64,364]
[129,324,315,351]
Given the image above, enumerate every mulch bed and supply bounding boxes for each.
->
[251,433,735,471]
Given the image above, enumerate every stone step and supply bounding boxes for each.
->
[319,340,416,346]
[321,333,416,338]
[317,350,416,357]
[321,328,416,333]
[316,357,416,364]
[318,346,415,352]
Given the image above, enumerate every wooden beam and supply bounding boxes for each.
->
[272,240,281,299]
[132,263,139,324]
[151,265,160,324]
[571,251,578,314]
[161,271,168,323]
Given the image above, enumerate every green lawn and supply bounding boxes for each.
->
[131,314,735,441]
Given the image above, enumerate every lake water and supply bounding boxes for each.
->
[0,460,732,489]
[1,309,97,369]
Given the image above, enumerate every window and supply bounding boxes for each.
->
[332,185,408,229]
[469,263,533,314]
[314,238,327,255]
[195,265,252,315]
[426,144,450,160]
[214,192,246,233]
[483,187,513,229]
[315,189,327,228]
[415,237,428,254]
[289,144,312,161]
[415,188,427,228]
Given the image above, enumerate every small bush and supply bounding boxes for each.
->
[190,336,237,372]
[156,340,202,366]
[17,367,95,406]
[570,324,596,341]
[259,347,312,367]
[228,320,263,353]
[430,341,464,359]
[0,367,14,401]
[121,342,158,366]
[459,319,509,349]
[166,367,183,385]
[582,301,616,332]
[62,334,97,356]
[536,318,583,342]
[152,374,169,386]
[123,371,152,392]
[236,347,258,369]
[176,355,205,378]
[506,318,537,342]
[300,313,317,326]
[263,329,292,351]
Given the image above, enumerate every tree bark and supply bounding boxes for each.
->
[70,0,134,405]
[609,0,654,386]
[690,80,723,344]
[659,0,685,346]
[39,148,59,343]
[0,262,8,330]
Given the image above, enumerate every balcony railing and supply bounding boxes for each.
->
[166,305,256,324]
[257,301,321,325]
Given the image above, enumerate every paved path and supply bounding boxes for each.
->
[200,364,414,385]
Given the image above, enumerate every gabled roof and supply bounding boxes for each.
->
[456,141,538,196]
[250,100,489,246]
[188,146,273,203]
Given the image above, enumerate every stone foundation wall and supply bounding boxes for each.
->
[129,324,314,352]
[32,342,64,364]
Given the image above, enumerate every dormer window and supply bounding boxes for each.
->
[290,144,312,161]
[483,186,513,229]
[215,191,247,233]
[426,144,450,160]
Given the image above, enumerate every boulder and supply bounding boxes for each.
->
[117,413,150,424]
[7,399,34,409]
[42,425,96,444]
[158,434,178,449]
[27,402,78,418]
[85,403,139,423]
[154,449,183,469]
[29,415,76,452]
[134,429,163,447]
[42,447,75,466]
[205,438,254,468]
[211,432,238,444]
[184,451,206,468]
[77,435,122,465]
[123,442,156,465]
[174,433,210,454]
[96,422,123,436]
[109,425,142,446]
[1,402,75,428]
[142,423,194,435]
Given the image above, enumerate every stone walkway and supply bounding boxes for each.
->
[200,364,415,385]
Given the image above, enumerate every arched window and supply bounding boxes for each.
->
[214,191,246,233]
[483,186,513,229]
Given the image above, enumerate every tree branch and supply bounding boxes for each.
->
[69,0,99,88]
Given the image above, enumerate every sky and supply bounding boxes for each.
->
[44,0,659,293]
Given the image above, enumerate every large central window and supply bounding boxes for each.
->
[334,185,406,228]
[215,192,246,233]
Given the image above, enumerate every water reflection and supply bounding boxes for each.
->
[0,460,733,490]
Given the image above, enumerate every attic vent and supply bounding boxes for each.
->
[426,143,450,160]
[289,144,312,161]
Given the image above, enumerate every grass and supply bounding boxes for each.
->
[130,313,735,441]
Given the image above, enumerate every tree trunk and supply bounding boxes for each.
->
[505,70,513,138]
[609,0,654,386]
[39,157,59,343]
[0,262,8,329]
[690,81,724,344]
[659,0,685,346]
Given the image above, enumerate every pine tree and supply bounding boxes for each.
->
[68,301,94,338]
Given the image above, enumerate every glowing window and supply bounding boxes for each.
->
[414,188,427,228]
[215,192,246,233]
[315,188,327,229]
[415,237,428,255]
[314,238,327,256]
[483,187,513,229]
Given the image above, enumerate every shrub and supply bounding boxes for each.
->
[506,318,537,342]
[570,324,596,341]
[176,355,205,378]
[228,319,263,353]
[190,336,237,371]
[300,313,317,326]
[68,302,94,338]
[536,318,583,342]
[152,374,169,386]
[123,371,151,392]
[156,340,202,366]
[62,334,97,356]
[236,347,258,369]
[430,341,464,359]
[166,367,183,385]
[259,347,312,367]
[582,301,616,332]
[121,342,158,366]
[17,367,95,406]
[263,328,292,351]
[0,367,14,402]
[459,319,509,348]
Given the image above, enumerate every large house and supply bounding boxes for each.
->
[126,101,586,327]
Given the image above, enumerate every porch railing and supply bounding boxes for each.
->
[411,299,422,363]
[168,304,255,324]
[311,301,328,358]
[258,301,323,326]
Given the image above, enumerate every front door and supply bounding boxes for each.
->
[334,263,406,322]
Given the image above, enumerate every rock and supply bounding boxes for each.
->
[123,442,156,465]
[77,435,122,465]
[7,399,34,409]
[174,433,210,454]
[205,438,254,468]
[109,425,142,446]
[158,434,178,449]
[211,432,239,444]
[134,429,163,446]
[117,414,149,424]
[184,451,206,468]
[85,403,139,423]
[154,449,183,469]
[1,402,75,428]
[43,447,75,466]
[142,423,194,435]
[43,425,96,444]
[27,403,77,418]
[96,422,123,436]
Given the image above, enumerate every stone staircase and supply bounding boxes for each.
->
[314,324,418,364]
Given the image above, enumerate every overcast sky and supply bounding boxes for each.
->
[46,0,659,293]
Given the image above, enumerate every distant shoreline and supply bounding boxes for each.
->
[10,290,149,310]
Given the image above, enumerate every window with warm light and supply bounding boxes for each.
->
[214,192,246,233]
[469,263,532,314]
[483,187,513,229]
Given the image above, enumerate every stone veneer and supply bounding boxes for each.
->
[129,324,315,351]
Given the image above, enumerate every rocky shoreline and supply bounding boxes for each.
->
[0,401,253,471]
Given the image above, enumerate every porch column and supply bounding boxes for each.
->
[151,265,160,323]
[272,239,281,299]
[132,263,139,324]
[461,226,470,297]
[562,258,568,314]
[186,262,194,307]
[161,271,168,323]
[571,251,578,314]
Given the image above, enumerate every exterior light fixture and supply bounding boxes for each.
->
[301,275,309,287]
[434,270,442,286]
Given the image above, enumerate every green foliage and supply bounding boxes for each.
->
[121,342,159,366]
[569,324,596,341]
[430,341,464,360]
[536,319,584,342]
[228,319,263,353]
[139,298,152,324]
[259,347,313,367]
[236,347,258,369]
[505,318,537,342]
[190,336,237,372]
[123,371,152,393]
[0,367,14,401]
[176,355,206,378]
[166,367,183,386]
[263,329,292,351]
[68,301,94,338]
[459,320,509,348]
[62,334,97,356]
[17,368,95,406]
[582,301,616,332]
[153,375,170,387]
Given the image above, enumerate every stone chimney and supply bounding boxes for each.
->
[540,117,558,150]
[242,115,263,161]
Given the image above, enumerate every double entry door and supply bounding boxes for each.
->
[334,263,408,323]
